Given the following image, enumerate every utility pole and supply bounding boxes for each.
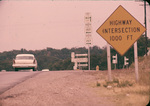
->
[137,0,148,55]
[88,45,90,70]
[144,1,148,56]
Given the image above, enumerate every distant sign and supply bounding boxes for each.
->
[85,24,92,33]
[84,12,92,23]
[74,58,88,63]
[71,52,88,70]
[96,5,146,56]
[85,12,92,45]
[85,35,92,45]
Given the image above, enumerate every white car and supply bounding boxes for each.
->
[12,54,37,71]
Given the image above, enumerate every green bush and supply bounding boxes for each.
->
[96,81,101,87]
[103,78,133,88]
[113,78,119,84]
[118,80,133,87]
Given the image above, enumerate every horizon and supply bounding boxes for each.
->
[0,45,106,53]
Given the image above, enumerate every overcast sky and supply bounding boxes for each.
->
[0,0,150,52]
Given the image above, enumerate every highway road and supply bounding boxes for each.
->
[0,70,115,106]
[0,71,40,94]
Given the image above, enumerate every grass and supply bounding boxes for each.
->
[100,77,134,88]
[92,55,150,106]
[138,56,150,86]
[117,80,134,87]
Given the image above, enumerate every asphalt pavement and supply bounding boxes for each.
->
[0,71,41,94]
[0,71,115,106]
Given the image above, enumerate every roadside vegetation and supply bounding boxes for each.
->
[92,55,150,106]
[0,35,150,71]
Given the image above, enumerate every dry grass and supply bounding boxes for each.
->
[90,55,150,106]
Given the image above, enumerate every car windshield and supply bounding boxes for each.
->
[16,56,33,60]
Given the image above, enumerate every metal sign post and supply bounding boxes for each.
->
[107,43,112,81]
[134,42,139,82]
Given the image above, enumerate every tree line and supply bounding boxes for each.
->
[0,35,149,71]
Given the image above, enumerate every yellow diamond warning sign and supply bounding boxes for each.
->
[96,5,146,56]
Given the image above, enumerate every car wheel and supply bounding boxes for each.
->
[33,68,35,71]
